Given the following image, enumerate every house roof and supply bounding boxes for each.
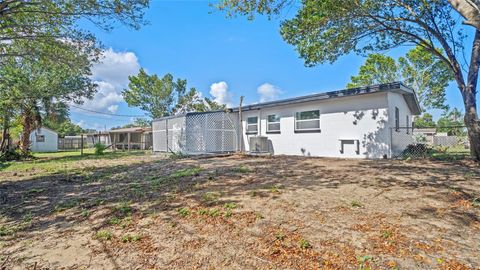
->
[413,128,437,134]
[31,126,58,135]
[108,127,152,133]
[232,82,421,115]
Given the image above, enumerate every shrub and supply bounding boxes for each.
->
[94,143,107,155]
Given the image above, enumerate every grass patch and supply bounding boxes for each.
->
[170,167,202,178]
[350,200,363,208]
[54,200,79,212]
[232,166,252,173]
[122,234,141,243]
[223,202,237,209]
[95,230,112,240]
[202,191,222,203]
[178,207,190,217]
[299,239,312,249]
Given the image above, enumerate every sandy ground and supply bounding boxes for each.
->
[0,153,479,269]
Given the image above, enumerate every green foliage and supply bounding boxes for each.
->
[170,167,203,178]
[122,234,141,243]
[94,143,107,155]
[414,113,436,128]
[437,108,466,135]
[178,207,190,217]
[348,47,453,111]
[232,165,252,173]
[347,54,399,88]
[123,69,225,118]
[95,230,112,240]
[0,0,149,61]
[299,239,312,249]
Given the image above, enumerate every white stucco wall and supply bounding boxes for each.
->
[241,92,391,158]
[29,128,58,152]
[387,92,415,156]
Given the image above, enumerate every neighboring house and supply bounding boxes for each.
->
[152,82,421,158]
[29,127,58,152]
[412,128,437,144]
[108,127,152,150]
[85,132,111,147]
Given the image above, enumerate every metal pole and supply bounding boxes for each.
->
[238,96,244,153]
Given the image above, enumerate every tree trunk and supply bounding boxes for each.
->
[20,107,33,154]
[463,29,480,160]
[463,88,480,160]
[0,113,11,153]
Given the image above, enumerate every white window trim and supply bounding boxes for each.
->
[246,116,258,134]
[266,115,281,133]
[294,110,321,132]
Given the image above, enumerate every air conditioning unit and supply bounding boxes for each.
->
[249,136,269,153]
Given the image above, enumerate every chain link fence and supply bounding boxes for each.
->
[152,111,239,155]
[391,126,470,159]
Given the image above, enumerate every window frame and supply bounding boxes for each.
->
[266,114,281,133]
[246,116,258,134]
[294,110,321,132]
[36,134,45,142]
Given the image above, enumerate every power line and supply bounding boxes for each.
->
[70,104,148,118]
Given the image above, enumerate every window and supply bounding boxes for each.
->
[406,115,410,134]
[36,135,45,142]
[295,110,320,132]
[246,116,258,134]
[267,115,281,133]
[395,107,400,132]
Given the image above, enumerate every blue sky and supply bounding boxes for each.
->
[71,0,469,131]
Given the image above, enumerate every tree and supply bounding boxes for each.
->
[399,46,453,111]
[348,47,453,111]
[437,108,466,135]
[347,54,399,88]
[218,0,480,160]
[123,69,225,118]
[0,0,149,62]
[0,40,96,154]
[414,113,436,128]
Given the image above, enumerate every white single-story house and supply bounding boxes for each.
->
[152,82,421,158]
[29,127,58,152]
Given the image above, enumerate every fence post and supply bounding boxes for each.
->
[80,134,84,156]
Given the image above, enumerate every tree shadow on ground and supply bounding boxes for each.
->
[0,155,479,268]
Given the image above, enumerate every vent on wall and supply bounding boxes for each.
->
[249,136,269,153]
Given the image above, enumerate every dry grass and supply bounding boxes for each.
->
[0,152,479,269]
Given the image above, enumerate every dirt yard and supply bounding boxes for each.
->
[1,152,479,269]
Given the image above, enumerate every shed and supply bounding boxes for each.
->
[29,127,58,152]
[152,111,239,154]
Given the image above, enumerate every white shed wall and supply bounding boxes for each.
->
[29,128,58,152]
[241,92,390,158]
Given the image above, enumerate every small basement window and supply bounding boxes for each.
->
[246,116,258,134]
[295,110,320,132]
[36,135,45,142]
[267,114,281,133]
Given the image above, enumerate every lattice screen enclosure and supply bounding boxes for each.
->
[152,111,240,154]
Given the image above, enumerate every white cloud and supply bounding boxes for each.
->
[74,48,140,114]
[91,48,140,86]
[76,120,86,127]
[257,83,282,102]
[107,104,119,113]
[210,81,233,107]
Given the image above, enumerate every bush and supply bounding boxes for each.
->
[401,143,436,159]
[94,143,107,155]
